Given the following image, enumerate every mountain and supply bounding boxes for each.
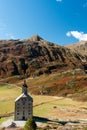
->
[28,34,43,41]
[65,41,87,57]
[0,35,86,78]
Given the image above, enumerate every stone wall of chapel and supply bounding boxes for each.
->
[14,97,33,120]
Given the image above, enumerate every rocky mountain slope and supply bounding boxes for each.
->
[0,35,86,78]
[65,41,87,57]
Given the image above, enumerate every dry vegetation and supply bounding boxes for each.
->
[15,69,87,101]
[0,69,87,102]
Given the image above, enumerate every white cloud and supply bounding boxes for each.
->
[66,31,87,41]
[56,0,62,2]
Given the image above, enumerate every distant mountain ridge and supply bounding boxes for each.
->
[65,41,87,56]
[0,35,86,78]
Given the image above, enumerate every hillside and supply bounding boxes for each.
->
[17,69,87,102]
[1,68,87,101]
[65,41,87,57]
[0,35,86,78]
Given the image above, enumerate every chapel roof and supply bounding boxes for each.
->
[15,93,33,102]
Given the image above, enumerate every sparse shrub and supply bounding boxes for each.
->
[24,118,37,130]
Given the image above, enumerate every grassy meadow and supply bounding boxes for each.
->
[0,84,21,114]
[1,83,87,124]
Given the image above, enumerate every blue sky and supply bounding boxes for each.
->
[0,0,87,45]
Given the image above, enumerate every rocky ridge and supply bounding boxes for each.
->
[0,35,86,78]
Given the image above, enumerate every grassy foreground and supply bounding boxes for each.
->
[1,84,87,124]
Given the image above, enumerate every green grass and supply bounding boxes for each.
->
[33,96,83,116]
[0,84,21,115]
[0,116,13,124]
[1,83,87,124]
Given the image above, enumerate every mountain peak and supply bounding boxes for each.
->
[28,35,43,41]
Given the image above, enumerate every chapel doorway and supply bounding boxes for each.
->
[22,116,25,120]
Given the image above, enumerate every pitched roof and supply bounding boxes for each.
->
[15,93,33,102]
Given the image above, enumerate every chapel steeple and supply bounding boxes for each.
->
[22,80,28,94]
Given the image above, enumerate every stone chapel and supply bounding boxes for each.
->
[14,80,33,120]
